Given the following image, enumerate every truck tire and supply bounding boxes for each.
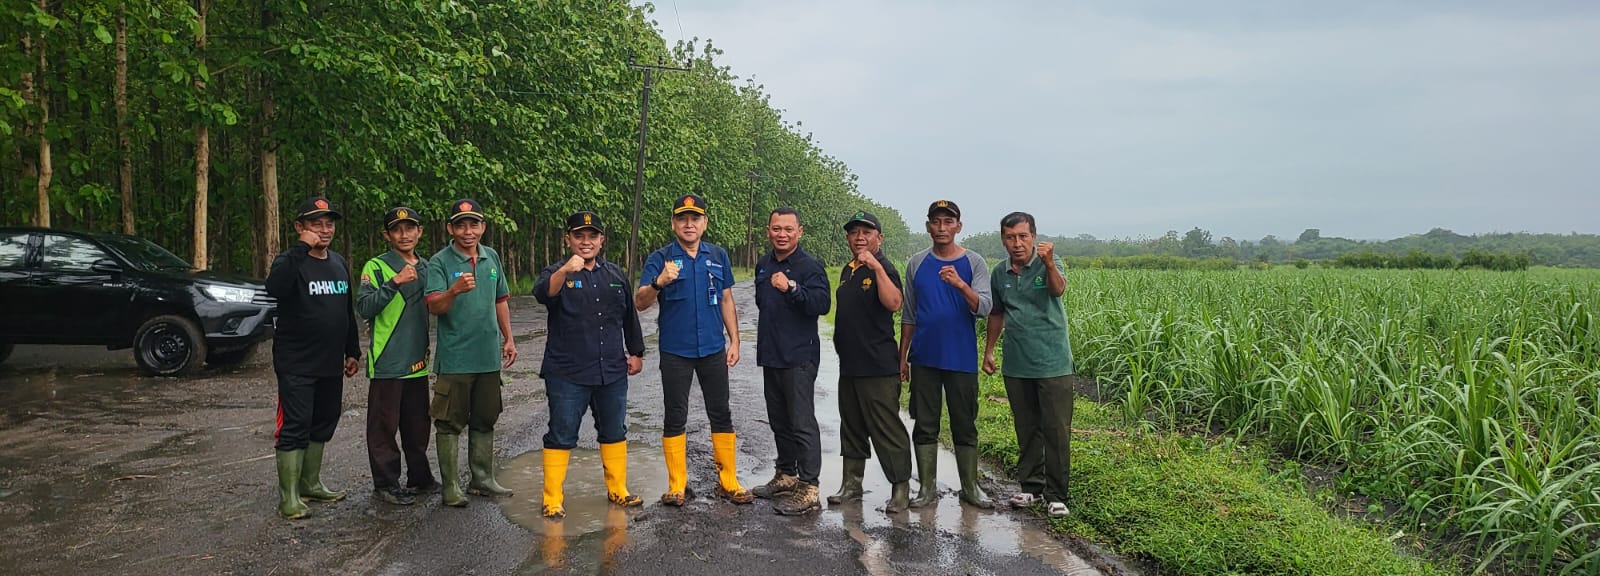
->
[133,315,207,377]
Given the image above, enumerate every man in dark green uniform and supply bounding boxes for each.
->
[425,198,517,507]
[826,211,913,513]
[356,206,437,505]
[983,211,1074,518]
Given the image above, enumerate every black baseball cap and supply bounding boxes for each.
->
[673,194,707,216]
[843,210,881,232]
[383,206,421,230]
[295,197,342,221]
[448,199,484,223]
[566,211,604,234]
[927,199,961,220]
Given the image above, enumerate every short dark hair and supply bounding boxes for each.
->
[1000,211,1036,235]
[769,206,801,225]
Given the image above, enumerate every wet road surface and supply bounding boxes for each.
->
[0,282,1121,575]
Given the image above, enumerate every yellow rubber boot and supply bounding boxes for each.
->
[600,441,643,507]
[711,432,753,504]
[541,449,570,518]
[661,434,688,506]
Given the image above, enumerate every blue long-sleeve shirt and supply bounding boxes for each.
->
[754,246,831,369]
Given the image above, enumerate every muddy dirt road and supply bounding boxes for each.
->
[0,282,1120,575]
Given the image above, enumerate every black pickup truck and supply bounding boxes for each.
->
[0,227,276,376]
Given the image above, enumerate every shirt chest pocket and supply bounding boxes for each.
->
[607,287,630,317]
[660,278,690,301]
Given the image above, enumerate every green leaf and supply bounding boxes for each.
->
[94,25,112,44]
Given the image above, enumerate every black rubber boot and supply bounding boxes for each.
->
[827,458,866,505]
[908,444,940,509]
[955,445,994,509]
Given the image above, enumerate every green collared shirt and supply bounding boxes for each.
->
[991,254,1074,378]
[425,243,510,374]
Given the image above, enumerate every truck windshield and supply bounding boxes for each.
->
[98,235,194,272]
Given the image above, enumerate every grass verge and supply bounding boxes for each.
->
[968,371,1455,576]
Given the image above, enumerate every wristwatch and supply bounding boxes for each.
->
[651,279,665,291]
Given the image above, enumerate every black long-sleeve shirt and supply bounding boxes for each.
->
[534,259,645,386]
[266,241,361,377]
[754,246,831,369]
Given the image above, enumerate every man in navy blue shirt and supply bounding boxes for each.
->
[535,211,646,518]
[635,194,754,506]
[900,199,995,509]
[748,207,831,515]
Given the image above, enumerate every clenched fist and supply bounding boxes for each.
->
[771,271,792,292]
[562,254,586,274]
[938,265,966,288]
[450,272,477,294]
[656,261,681,287]
[855,249,879,271]
[1037,241,1055,262]
[392,264,418,285]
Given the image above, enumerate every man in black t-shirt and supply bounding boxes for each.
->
[829,211,913,512]
[265,197,362,520]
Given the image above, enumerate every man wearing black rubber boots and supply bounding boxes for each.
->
[265,196,362,520]
[825,211,913,513]
[425,199,518,507]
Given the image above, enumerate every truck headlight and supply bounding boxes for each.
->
[203,285,255,303]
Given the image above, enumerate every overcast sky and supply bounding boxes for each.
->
[645,0,1600,241]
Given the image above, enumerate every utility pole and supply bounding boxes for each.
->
[744,171,769,269]
[625,56,690,283]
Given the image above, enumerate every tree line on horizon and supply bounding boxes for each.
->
[952,226,1598,269]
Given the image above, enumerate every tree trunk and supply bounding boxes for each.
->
[116,0,134,234]
[35,0,51,229]
[258,0,278,271]
[19,28,37,218]
[192,0,209,269]
[260,91,278,270]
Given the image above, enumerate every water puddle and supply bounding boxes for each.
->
[744,328,1101,575]
[495,443,667,536]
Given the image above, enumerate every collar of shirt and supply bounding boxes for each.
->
[1009,253,1042,276]
[446,243,486,265]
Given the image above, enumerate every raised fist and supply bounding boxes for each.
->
[392,264,418,285]
[656,261,681,287]
[562,254,586,274]
[451,272,476,294]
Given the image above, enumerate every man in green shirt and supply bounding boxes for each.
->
[982,211,1074,518]
[424,198,517,507]
[356,206,437,506]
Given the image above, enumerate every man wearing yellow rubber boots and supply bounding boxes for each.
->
[425,199,517,506]
[533,211,646,517]
[635,194,754,506]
